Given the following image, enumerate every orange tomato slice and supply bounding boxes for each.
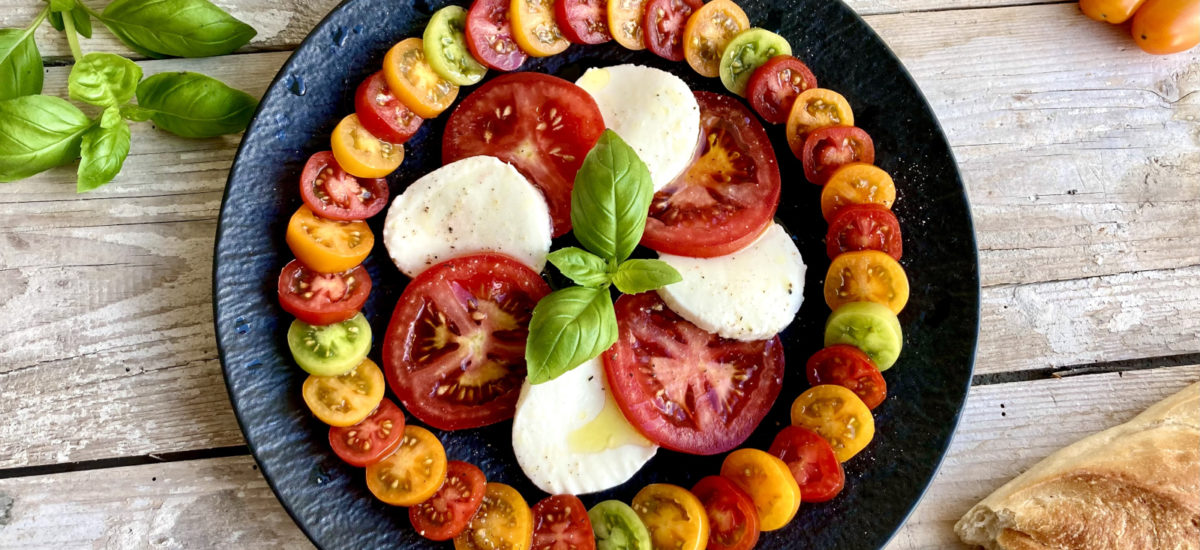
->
[301,358,386,426]
[820,163,896,222]
[285,205,374,273]
[454,483,534,550]
[785,88,854,157]
[330,114,404,178]
[790,385,875,462]
[510,0,570,56]
[632,483,710,550]
[366,425,448,506]
[609,0,649,50]
[824,250,910,314]
[383,37,460,118]
[682,0,748,77]
[719,449,800,531]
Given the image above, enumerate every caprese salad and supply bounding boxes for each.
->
[274,0,911,546]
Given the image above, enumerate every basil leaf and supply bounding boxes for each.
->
[612,259,682,295]
[571,130,654,262]
[69,53,143,108]
[99,0,256,58]
[136,72,257,138]
[48,5,92,37]
[49,0,76,12]
[120,103,154,121]
[77,115,131,192]
[49,11,65,31]
[0,27,43,100]
[0,95,93,182]
[547,247,611,288]
[526,286,617,384]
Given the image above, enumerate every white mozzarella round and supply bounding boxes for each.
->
[382,155,553,278]
[511,358,658,495]
[657,223,805,341]
[575,64,701,192]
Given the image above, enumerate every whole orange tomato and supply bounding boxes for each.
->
[1130,0,1199,54]
[1079,0,1147,22]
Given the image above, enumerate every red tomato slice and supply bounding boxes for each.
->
[641,91,781,258]
[603,293,785,455]
[299,151,389,221]
[465,0,529,71]
[643,0,702,61]
[409,461,488,541]
[327,398,405,467]
[382,253,551,431]
[443,73,605,237]
[826,203,903,261]
[532,494,596,550]
[354,72,423,145]
[555,0,612,44]
[277,259,371,326]
[805,344,887,410]
[746,56,817,125]
[691,476,759,550]
[802,126,875,185]
[768,425,846,502]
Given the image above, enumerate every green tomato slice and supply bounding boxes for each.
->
[287,313,372,376]
[589,500,651,550]
[719,28,792,96]
[423,5,488,86]
[824,301,903,370]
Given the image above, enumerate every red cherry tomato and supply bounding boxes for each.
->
[465,0,529,71]
[767,426,846,502]
[354,72,423,145]
[327,398,405,467]
[802,126,875,185]
[806,344,887,409]
[690,476,759,550]
[532,494,595,550]
[299,151,389,221]
[643,0,703,61]
[277,259,371,326]
[555,0,612,44]
[826,203,903,261]
[745,55,817,125]
[410,461,488,541]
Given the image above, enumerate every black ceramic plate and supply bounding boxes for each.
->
[214,0,979,547]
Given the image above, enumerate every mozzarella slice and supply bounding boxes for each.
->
[512,358,658,495]
[657,223,805,341]
[382,155,552,277]
[576,64,700,192]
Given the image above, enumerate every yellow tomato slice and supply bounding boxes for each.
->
[632,483,709,550]
[791,385,875,462]
[820,163,896,221]
[330,114,404,178]
[510,0,570,56]
[383,37,460,118]
[682,0,749,77]
[285,204,374,273]
[719,449,800,531]
[608,0,649,50]
[301,358,386,426]
[366,425,448,506]
[454,483,534,550]
[824,250,910,314]
[785,88,854,157]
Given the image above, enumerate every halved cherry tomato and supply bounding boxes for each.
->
[690,476,759,550]
[791,385,875,462]
[632,484,709,550]
[366,425,448,506]
[331,114,404,179]
[383,37,460,118]
[803,126,875,185]
[718,28,792,96]
[410,461,488,541]
[302,358,386,427]
[555,0,611,44]
[682,0,749,77]
[278,260,370,326]
[641,91,781,258]
[354,72,423,144]
[455,483,534,550]
[328,397,405,467]
[511,0,571,56]
[746,55,817,125]
[299,151,389,221]
[767,426,845,502]
[719,449,800,531]
[806,344,887,410]
[603,293,785,455]
[643,0,702,61]
[288,315,372,376]
[532,495,595,550]
[826,204,903,261]
[1080,0,1147,23]
[285,205,373,274]
[383,254,551,431]
[824,250,910,314]
[824,302,904,371]
[1131,0,1200,54]
[466,0,529,71]
[820,163,896,222]
[425,6,490,86]
[443,72,605,237]
[786,88,854,157]
[609,0,649,50]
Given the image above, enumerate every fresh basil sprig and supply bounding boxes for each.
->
[136,72,258,138]
[0,10,46,101]
[525,130,683,384]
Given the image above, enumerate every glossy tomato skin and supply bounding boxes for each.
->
[746,56,817,125]
[532,494,595,550]
[826,203,903,260]
[767,425,846,502]
[278,260,371,326]
[555,0,611,44]
[643,0,703,61]
[354,72,423,145]
[803,126,875,184]
[1131,0,1200,55]
[1080,0,1148,23]
[641,91,781,258]
[299,151,389,221]
[328,398,405,467]
[410,461,488,541]
[806,344,887,409]
[690,476,759,550]
[466,0,529,70]
[603,293,785,455]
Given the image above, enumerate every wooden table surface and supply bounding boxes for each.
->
[1,0,1198,547]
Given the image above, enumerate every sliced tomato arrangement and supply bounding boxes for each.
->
[299,151,389,221]
[532,494,595,550]
[555,0,612,44]
[455,483,534,550]
[826,203,903,260]
[768,425,846,502]
[466,0,529,71]
[410,460,488,541]
[328,397,405,467]
[802,126,875,184]
[643,0,703,61]
[354,72,423,145]
[746,55,817,125]
[277,260,370,326]
[806,344,887,409]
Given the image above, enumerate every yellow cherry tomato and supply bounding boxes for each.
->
[330,114,404,178]
[1080,0,1148,23]
[791,385,875,462]
[719,449,801,531]
[366,425,448,506]
[824,250,910,314]
[285,204,373,273]
[383,37,460,118]
[820,163,896,222]
[682,0,749,77]
[1131,0,1200,55]
[785,88,854,158]
[609,0,649,50]
[511,0,570,56]
[301,358,386,426]
[454,483,534,550]
[632,484,710,550]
